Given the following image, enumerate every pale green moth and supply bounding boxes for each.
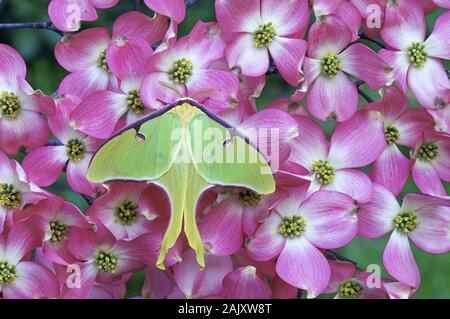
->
[87,99,275,269]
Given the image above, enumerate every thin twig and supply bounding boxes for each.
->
[46,140,64,146]
[355,80,374,103]
[81,194,94,205]
[0,21,64,36]
[358,32,385,48]
[185,0,198,8]
[326,250,362,270]
[266,62,278,75]
[134,0,141,11]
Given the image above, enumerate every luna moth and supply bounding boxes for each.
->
[87,99,275,269]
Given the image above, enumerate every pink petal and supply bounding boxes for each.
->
[246,213,285,261]
[58,65,110,99]
[369,145,410,196]
[378,49,411,93]
[70,90,127,139]
[173,250,233,298]
[328,110,386,169]
[261,0,309,36]
[381,1,426,50]
[383,230,421,288]
[276,237,330,298]
[409,204,450,254]
[407,58,450,110]
[383,282,415,299]
[112,11,168,45]
[324,168,374,203]
[17,80,56,115]
[238,108,299,164]
[143,0,186,23]
[339,43,393,90]
[269,37,307,87]
[412,160,446,197]
[271,276,299,299]
[48,0,97,32]
[223,266,272,299]
[215,0,261,33]
[307,72,358,122]
[364,84,409,123]
[394,109,434,148]
[22,146,67,187]
[142,267,173,299]
[140,72,186,109]
[307,15,352,59]
[0,110,50,156]
[325,259,356,293]
[2,261,59,299]
[59,262,98,299]
[0,44,26,86]
[4,216,47,264]
[66,154,101,196]
[225,33,269,77]
[424,10,450,60]
[199,198,243,256]
[55,28,110,72]
[336,1,361,42]
[300,190,358,248]
[289,115,329,170]
[187,69,240,113]
[106,36,152,80]
[90,0,120,8]
[433,0,450,8]
[358,184,399,238]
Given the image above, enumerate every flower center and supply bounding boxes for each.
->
[0,261,17,285]
[97,49,110,71]
[394,211,419,233]
[417,143,439,161]
[49,220,69,243]
[279,215,306,238]
[407,42,428,68]
[338,280,363,299]
[321,54,341,79]
[384,125,400,145]
[95,251,118,273]
[0,91,21,119]
[168,58,193,84]
[0,183,21,209]
[126,89,145,115]
[253,22,277,48]
[66,138,86,162]
[238,191,262,207]
[115,200,139,225]
[312,160,335,185]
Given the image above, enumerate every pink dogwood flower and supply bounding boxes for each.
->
[22,94,105,196]
[289,110,386,202]
[170,250,233,299]
[55,12,166,98]
[60,219,159,298]
[0,44,55,155]
[247,187,358,298]
[0,151,48,233]
[215,0,309,86]
[141,266,173,299]
[365,84,434,195]
[304,15,393,122]
[49,0,120,32]
[0,216,60,298]
[141,21,240,114]
[325,260,391,299]
[411,132,450,197]
[379,4,450,109]
[358,190,450,288]
[86,182,169,241]
[14,195,93,265]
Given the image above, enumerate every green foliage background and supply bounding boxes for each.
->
[0,0,448,299]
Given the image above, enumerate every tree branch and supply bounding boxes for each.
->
[185,0,198,8]
[358,32,385,48]
[0,21,64,36]
[81,194,94,205]
[46,140,64,146]
[134,0,141,11]
[326,250,362,270]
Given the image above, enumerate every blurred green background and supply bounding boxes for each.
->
[0,0,448,299]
